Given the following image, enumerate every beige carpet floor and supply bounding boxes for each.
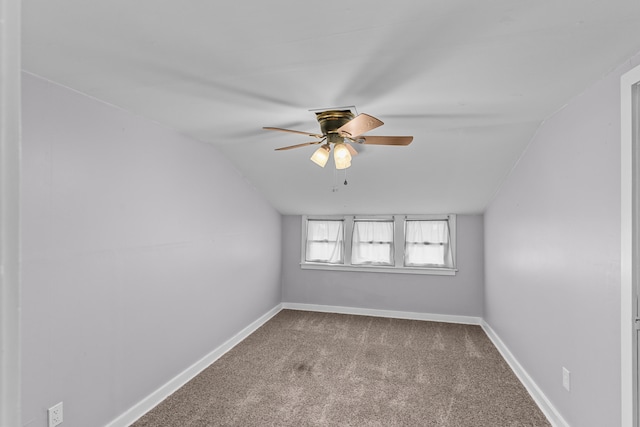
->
[132,310,551,426]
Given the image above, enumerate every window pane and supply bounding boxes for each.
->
[404,220,452,267]
[352,220,394,265]
[405,244,445,266]
[305,220,344,263]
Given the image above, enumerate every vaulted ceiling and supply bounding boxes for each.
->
[22,0,640,214]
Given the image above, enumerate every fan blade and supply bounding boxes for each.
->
[336,113,383,137]
[345,142,358,156]
[359,136,413,146]
[263,127,323,139]
[275,141,323,151]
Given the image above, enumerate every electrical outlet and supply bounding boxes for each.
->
[562,367,571,392]
[48,402,63,427]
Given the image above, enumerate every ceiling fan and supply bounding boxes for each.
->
[263,109,413,170]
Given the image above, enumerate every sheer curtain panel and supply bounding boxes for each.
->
[404,220,453,267]
[305,220,344,264]
[351,220,394,265]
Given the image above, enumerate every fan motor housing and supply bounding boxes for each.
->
[316,110,355,136]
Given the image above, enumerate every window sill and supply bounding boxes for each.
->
[300,263,457,276]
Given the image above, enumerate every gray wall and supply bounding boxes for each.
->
[484,53,640,426]
[21,73,282,427]
[281,215,484,317]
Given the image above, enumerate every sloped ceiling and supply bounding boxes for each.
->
[21,0,640,214]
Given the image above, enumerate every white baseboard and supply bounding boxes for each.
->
[282,302,482,325]
[105,303,283,427]
[481,320,570,427]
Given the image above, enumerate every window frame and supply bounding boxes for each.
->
[300,214,457,275]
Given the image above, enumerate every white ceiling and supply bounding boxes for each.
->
[22,0,640,215]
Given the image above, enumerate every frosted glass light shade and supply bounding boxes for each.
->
[310,144,330,167]
[334,143,352,170]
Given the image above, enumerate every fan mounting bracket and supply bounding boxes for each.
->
[308,105,358,115]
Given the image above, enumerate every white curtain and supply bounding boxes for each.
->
[351,220,394,265]
[404,220,452,267]
[305,220,344,263]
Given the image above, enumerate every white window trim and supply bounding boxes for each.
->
[300,214,457,275]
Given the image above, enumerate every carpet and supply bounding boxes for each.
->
[132,309,551,426]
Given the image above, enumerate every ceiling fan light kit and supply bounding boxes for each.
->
[264,108,413,171]
[333,143,352,169]
[310,144,331,167]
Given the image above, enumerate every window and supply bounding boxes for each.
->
[301,215,456,275]
[404,220,453,268]
[351,220,394,266]
[305,219,344,264]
